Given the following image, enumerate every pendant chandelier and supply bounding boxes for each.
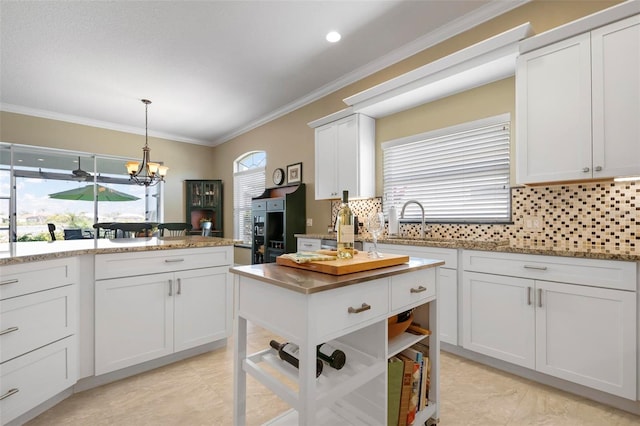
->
[125,99,168,186]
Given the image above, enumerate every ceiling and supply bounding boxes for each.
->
[0,1,525,147]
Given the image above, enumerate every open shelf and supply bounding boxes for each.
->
[244,340,385,412]
[264,398,381,426]
[388,331,429,358]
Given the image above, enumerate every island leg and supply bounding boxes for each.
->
[234,305,247,424]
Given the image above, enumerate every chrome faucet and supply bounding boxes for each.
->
[400,200,426,239]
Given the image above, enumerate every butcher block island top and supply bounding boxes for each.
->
[276,251,410,275]
[230,255,444,294]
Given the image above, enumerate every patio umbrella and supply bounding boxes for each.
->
[48,184,140,202]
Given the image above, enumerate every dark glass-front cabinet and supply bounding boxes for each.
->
[185,180,223,237]
[251,184,305,264]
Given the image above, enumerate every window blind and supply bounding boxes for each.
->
[382,114,511,222]
[233,167,265,243]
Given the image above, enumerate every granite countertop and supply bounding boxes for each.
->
[0,236,237,266]
[295,234,640,262]
[230,257,444,294]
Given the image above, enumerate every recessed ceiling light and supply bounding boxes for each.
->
[326,31,341,43]
[37,158,44,162]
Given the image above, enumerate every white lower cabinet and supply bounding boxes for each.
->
[95,266,230,375]
[0,258,78,425]
[94,247,232,376]
[462,250,637,400]
[366,242,458,345]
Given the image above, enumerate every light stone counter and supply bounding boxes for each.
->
[0,236,236,266]
[296,234,640,262]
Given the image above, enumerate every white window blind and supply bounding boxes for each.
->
[382,114,511,222]
[233,167,265,243]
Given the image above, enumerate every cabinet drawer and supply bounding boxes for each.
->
[252,200,266,210]
[391,269,436,311]
[463,250,636,291]
[312,278,388,340]
[95,247,232,280]
[267,199,284,211]
[0,336,77,425]
[0,258,77,300]
[1,285,77,363]
[297,238,321,252]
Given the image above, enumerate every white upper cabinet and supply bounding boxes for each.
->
[312,113,375,200]
[516,14,640,184]
[591,15,640,178]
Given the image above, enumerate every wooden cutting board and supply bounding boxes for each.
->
[276,251,410,275]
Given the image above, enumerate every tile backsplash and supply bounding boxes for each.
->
[330,181,638,255]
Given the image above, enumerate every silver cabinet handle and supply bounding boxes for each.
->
[164,258,185,263]
[538,288,543,308]
[582,167,590,173]
[594,166,602,172]
[168,279,173,296]
[410,286,427,293]
[177,278,182,295]
[0,388,19,401]
[302,243,313,248]
[0,279,18,286]
[348,303,371,314]
[527,287,532,306]
[0,326,19,336]
[524,265,547,271]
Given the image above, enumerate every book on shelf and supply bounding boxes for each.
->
[397,353,420,425]
[409,342,431,408]
[388,357,404,426]
[401,347,425,411]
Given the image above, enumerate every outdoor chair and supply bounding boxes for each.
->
[93,222,115,239]
[111,222,154,238]
[48,223,56,241]
[158,222,193,237]
[201,221,212,237]
[63,229,84,240]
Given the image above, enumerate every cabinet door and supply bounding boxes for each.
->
[535,280,636,399]
[438,267,458,345]
[462,272,535,368]
[315,123,338,199]
[516,33,592,184]
[336,115,359,196]
[201,180,221,208]
[95,273,174,375]
[174,267,230,352]
[187,181,204,208]
[592,15,640,179]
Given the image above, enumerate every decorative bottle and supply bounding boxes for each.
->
[317,343,346,370]
[270,340,323,377]
[336,190,354,259]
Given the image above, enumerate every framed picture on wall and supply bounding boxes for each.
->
[287,162,302,184]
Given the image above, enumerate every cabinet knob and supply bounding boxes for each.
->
[594,166,602,172]
[582,167,590,173]
[348,303,371,314]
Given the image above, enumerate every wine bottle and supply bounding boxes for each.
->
[269,340,323,377]
[336,190,354,259]
[317,343,346,370]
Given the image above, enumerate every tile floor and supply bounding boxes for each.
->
[26,325,640,426]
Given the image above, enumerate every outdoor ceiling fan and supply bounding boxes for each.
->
[71,156,93,180]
